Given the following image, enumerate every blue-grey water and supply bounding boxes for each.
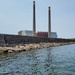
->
[0,44,75,75]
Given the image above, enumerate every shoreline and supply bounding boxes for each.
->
[0,42,75,54]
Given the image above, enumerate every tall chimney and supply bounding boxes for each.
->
[48,7,51,38]
[33,1,36,36]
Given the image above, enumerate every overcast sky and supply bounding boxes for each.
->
[0,0,75,38]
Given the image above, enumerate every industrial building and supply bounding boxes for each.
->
[36,32,57,38]
[36,32,48,38]
[18,30,57,38]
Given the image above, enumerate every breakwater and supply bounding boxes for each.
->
[0,42,74,53]
[0,34,74,47]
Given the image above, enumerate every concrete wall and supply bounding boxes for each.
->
[0,34,5,44]
[0,34,74,47]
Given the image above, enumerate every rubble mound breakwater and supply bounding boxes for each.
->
[0,34,75,53]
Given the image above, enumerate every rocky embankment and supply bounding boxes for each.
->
[0,42,75,54]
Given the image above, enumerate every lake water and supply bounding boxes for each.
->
[0,44,75,75]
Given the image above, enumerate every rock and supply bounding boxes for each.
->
[0,50,4,54]
[8,50,13,53]
[3,50,8,53]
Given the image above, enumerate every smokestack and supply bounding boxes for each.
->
[33,1,36,36]
[48,7,51,38]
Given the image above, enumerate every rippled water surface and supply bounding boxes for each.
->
[0,44,75,75]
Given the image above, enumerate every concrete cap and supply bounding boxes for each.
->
[48,7,51,10]
[33,1,35,5]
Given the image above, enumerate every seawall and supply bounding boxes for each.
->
[0,34,74,47]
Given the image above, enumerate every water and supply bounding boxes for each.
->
[0,44,75,75]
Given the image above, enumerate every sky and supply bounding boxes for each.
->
[0,0,75,38]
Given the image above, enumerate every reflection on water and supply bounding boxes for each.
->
[0,44,75,75]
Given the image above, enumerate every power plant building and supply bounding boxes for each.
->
[18,1,57,38]
[18,30,57,38]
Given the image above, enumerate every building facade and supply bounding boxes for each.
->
[36,32,48,38]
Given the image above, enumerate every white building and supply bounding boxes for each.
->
[18,30,57,38]
[51,32,57,38]
[18,30,33,36]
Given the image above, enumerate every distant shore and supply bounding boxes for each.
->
[0,42,75,54]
